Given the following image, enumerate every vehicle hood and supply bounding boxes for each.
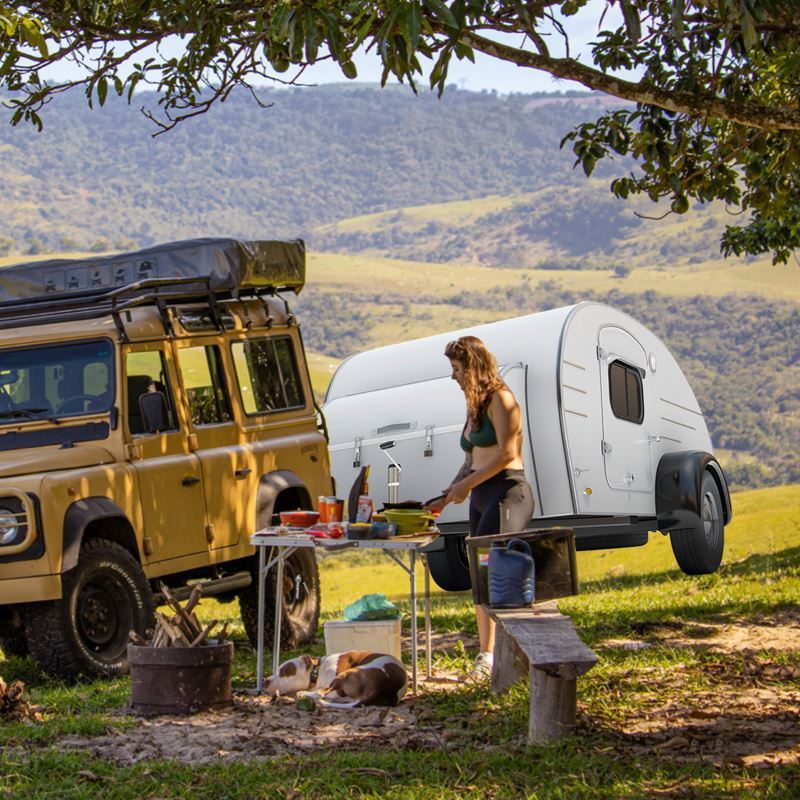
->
[0,445,115,479]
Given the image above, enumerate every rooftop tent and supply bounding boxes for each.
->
[0,238,306,304]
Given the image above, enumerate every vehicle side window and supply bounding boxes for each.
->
[609,360,644,424]
[231,337,304,415]
[125,350,178,434]
[177,345,232,426]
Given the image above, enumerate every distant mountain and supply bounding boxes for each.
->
[0,85,620,255]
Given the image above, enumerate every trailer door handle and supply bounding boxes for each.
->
[181,476,201,487]
[234,467,252,479]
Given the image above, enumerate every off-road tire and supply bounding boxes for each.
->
[427,535,472,592]
[25,539,154,680]
[239,548,320,650]
[0,627,29,658]
[670,471,725,575]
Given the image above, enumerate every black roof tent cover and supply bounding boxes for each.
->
[0,238,306,304]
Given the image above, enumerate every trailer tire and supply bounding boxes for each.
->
[669,471,725,575]
[427,535,472,592]
[24,539,154,679]
[239,548,320,650]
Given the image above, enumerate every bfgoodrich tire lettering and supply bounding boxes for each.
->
[239,548,320,649]
[669,471,725,575]
[25,538,154,679]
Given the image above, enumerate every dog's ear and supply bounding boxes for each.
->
[301,654,317,669]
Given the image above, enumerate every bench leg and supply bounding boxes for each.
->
[528,669,577,743]
[491,619,528,693]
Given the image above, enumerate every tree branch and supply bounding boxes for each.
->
[457,30,800,131]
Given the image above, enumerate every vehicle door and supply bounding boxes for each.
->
[124,345,208,563]
[597,326,654,497]
[174,339,251,551]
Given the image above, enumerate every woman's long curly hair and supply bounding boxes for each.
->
[444,336,505,424]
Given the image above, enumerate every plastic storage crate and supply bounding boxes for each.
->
[323,619,402,659]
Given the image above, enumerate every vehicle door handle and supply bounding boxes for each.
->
[234,467,252,479]
[181,476,201,486]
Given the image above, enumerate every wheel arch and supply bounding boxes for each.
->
[255,469,313,530]
[655,450,732,532]
[62,497,140,573]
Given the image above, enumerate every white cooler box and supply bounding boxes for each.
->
[323,619,402,660]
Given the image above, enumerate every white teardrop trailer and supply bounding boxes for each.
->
[322,302,732,591]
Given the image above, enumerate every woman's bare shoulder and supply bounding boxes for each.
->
[489,385,518,414]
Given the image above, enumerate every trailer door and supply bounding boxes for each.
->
[598,326,653,494]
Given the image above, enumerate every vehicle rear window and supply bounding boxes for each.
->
[231,337,304,415]
[609,360,644,424]
[177,345,232,426]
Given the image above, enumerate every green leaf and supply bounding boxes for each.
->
[96,77,107,106]
[406,2,422,50]
[619,0,641,43]
[341,60,357,79]
[422,0,458,30]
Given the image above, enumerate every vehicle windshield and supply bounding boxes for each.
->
[0,339,115,424]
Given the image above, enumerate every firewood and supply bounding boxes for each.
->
[160,583,202,638]
[128,630,148,646]
[190,620,218,647]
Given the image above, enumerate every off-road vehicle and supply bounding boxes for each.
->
[0,238,331,679]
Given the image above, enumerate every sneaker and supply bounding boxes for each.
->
[471,651,494,679]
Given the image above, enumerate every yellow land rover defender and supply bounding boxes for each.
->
[0,238,331,679]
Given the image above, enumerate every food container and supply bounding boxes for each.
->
[383,508,434,536]
[279,510,319,528]
[319,497,344,523]
[345,522,373,540]
[370,522,397,539]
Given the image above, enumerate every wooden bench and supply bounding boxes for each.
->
[487,600,598,743]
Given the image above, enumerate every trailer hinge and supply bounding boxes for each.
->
[353,437,362,468]
[596,346,607,361]
[601,440,613,455]
[424,426,434,457]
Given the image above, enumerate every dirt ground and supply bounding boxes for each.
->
[49,615,800,769]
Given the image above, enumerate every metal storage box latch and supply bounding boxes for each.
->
[353,437,362,468]
[424,426,434,457]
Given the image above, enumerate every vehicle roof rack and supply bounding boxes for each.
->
[0,238,305,336]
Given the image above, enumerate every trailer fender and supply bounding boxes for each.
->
[256,470,313,530]
[62,497,139,573]
[655,451,732,532]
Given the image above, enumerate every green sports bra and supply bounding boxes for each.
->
[460,412,498,452]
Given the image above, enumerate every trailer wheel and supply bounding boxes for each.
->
[24,538,154,679]
[669,471,725,575]
[239,548,320,649]
[427,535,472,592]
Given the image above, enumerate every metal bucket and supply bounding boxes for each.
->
[128,640,234,715]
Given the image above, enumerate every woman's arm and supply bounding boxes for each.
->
[443,389,520,504]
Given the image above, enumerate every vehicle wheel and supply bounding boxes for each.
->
[670,471,725,575]
[25,539,154,679]
[239,548,320,650]
[0,628,29,658]
[427,535,472,592]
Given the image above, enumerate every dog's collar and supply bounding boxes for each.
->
[310,661,320,686]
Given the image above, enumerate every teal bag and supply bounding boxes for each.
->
[343,593,401,621]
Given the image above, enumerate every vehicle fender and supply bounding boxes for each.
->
[62,497,137,573]
[655,451,732,532]
[256,470,313,530]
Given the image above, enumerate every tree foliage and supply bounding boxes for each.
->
[1,1,799,261]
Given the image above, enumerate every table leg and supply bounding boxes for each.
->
[409,549,417,693]
[272,549,285,678]
[424,556,432,679]
[256,544,267,693]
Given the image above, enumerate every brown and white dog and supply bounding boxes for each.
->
[264,651,407,708]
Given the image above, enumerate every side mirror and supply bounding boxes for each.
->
[139,391,169,434]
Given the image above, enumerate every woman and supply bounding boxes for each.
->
[432,336,534,676]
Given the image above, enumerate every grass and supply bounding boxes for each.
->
[0,484,798,798]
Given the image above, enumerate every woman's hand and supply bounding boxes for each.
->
[443,477,471,505]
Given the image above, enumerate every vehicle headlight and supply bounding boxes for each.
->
[0,507,19,545]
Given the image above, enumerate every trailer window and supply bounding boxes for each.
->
[609,360,643,424]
